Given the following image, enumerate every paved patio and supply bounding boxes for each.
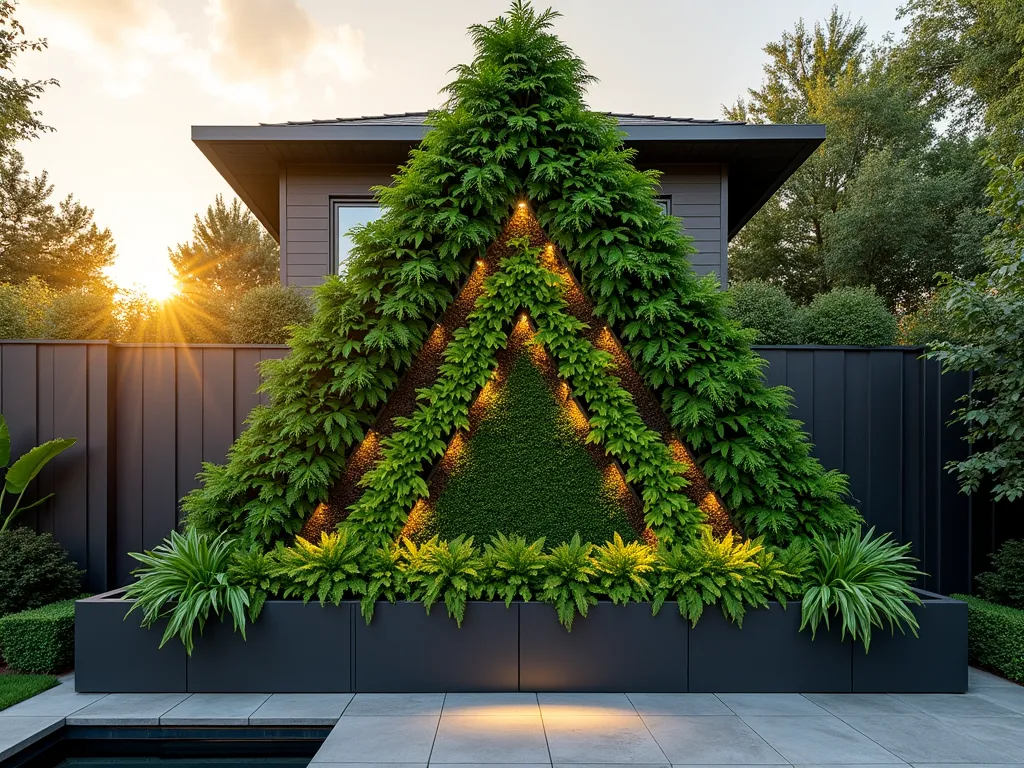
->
[1,668,1022,765]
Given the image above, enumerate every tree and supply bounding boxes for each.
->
[166,195,279,342]
[726,9,989,307]
[0,0,56,151]
[898,0,1024,163]
[926,154,1024,503]
[0,151,116,289]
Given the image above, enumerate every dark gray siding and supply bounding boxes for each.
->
[281,163,729,286]
[281,164,396,287]
[654,164,728,284]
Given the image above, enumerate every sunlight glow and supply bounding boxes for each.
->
[121,268,180,302]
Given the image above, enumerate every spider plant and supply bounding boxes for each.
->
[539,534,598,630]
[124,528,248,655]
[800,526,923,652]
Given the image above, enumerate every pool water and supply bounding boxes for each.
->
[56,761,310,767]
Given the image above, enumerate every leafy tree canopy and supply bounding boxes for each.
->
[726,8,990,309]
[0,0,55,152]
[898,0,1024,163]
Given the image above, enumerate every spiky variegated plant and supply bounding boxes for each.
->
[181,0,860,551]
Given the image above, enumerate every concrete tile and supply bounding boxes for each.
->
[892,693,1019,718]
[910,765,1024,768]
[431,765,550,768]
[431,714,549,763]
[310,715,438,763]
[443,693,540,717]
[311,764,426,768]
[642,715,785,765]
[250,693,354,725]
[974,684,1024,715]
[343,693,444,716]
[803,694,924,718]
[0,715,64,761]
[627,694,731,717]
[542,712,666,764]
[160,693,270,725]
[551,764,668,768]
[538,694,636,716]
[841,714,1020,764]
[65,693,190,725]
[742,715,901,764]
[716,694,827,717]
[0,684,105,717]
[969,666,1015,688]
[937,715,1024,753]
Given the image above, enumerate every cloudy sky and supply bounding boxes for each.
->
[14,0,906,295]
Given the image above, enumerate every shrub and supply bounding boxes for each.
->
[480,533,546,606]
[592,532,656,604]
[403,535,482,627]
[228,544,282,622]
[0,278,53,339]
[726,280,801,344]
[800,287,898,346]
[0,528,83,619]
[230,284,313,344]
[539,534,598,630]
[897,290,960,346]
[952,594,1024,684]
[276,530,366,606]
[0,598,77,673]
[800,527,922,651]
[39,290,117,340]
[124,528,249,654]
[975,539,1024,610]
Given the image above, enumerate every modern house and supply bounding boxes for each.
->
[191,112,825,288]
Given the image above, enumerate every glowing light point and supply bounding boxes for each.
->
[517,201,527,209]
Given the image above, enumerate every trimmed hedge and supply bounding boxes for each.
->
[726,280,802,345]
[952,594,1024,684]
[0,528,84,620]
[800,287,898,346]
[0,598,77,674]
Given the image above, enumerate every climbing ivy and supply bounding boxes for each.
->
[183,0,860,548]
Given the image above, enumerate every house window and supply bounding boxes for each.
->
[331,199,382,274]
[655,196,672,215]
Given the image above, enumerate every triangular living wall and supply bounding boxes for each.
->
[183,1,861,549]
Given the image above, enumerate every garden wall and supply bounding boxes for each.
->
[1,341,1018,593]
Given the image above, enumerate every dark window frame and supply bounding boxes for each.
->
[329,197,380,275]
[655,196,672,215]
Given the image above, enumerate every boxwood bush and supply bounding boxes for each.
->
[975,539,1024,610]
[0,598,77,674]
[230,284,314,344]
[0,528,83,619]
[726,280,802,345]
[952,594,1024,683]
[800,287,898,346]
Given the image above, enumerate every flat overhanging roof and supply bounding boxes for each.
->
[192,113,824,242]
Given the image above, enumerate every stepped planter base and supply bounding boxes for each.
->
[76,590,966,693]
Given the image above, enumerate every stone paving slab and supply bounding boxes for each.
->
[972,684,1024,714]
[802,694,921,718]
[626,693,731,716]
[740,715,902,765]
[541,711,667,764]
[160,693,270,725]
[891,693,1019,718]
[65,693,190,726]
[0,682,105,717]
[250,693,354,725]
[442,693,540,717]
[0,715,64,762]
[839,713,1021,764]
[537,693,637,716]
[311,715,439,764]
[431,714,549,764]
[343,693,444,717]
[641,715,785,765]
[717,694,829,717]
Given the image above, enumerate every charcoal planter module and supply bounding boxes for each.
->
[75,590,967,693]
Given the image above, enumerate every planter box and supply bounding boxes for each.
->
[188,601,354,693]
[852,590,968,693]
[75,590,187,693]
[689,602,852,693]
[519,602,687,692]
[75,590,966,694]
[354,601,518,692]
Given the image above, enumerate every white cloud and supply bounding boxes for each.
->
[22,0,366,107]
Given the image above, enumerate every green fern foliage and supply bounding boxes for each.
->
[276,530,366,606]
[358,544,407,625]
[540,534,599,630]
[481,533,548,606]
[592,532,656,605]
[403,535,482,626]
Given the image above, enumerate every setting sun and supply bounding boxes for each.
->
[135,269,180,302]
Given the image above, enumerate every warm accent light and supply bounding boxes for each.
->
[400,498,431,540]
[517,201,527,208]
